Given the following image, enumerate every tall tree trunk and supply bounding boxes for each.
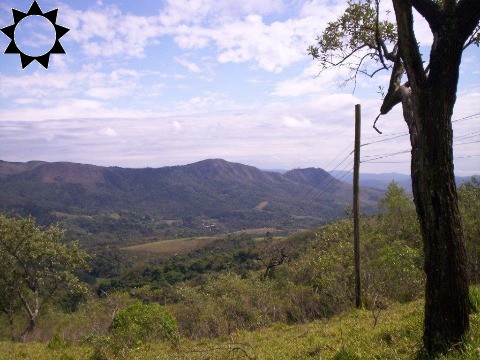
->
[412,97,470,353]
[407,32,470,353]
[391,0,472,350]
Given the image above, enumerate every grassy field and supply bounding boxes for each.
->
[121,229,281,259]
[2,300,479,359]
[121,236,221,258]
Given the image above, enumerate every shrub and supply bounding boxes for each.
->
[110,302,179,349]
[469,286,480,313]
[86,302,179,359]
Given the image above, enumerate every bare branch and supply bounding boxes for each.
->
[456,0,480,46]
[410,0,442,28]
[463,25,480,49]
[374,0,388,69]
[392,0,426,89]
[380,57,405,114]
[373,114,383,134]
[318,44,369,68]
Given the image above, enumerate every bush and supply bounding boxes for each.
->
[470,286,480,313]
[110,302,179,348]
[86,302,179,359]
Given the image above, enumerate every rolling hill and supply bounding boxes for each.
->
[0,159,382,246]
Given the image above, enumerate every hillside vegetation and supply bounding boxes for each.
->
[0,159,382,247]
[2,297,480,359]
[0,178,478,359]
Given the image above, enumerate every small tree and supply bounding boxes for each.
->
[377,181,420,246]
[309,0,479,353]
[0,214,88,341]
[256,237,291,279]
[458,177,480,284]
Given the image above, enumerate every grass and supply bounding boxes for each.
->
[2,299,479,359]
[121,236,220,258]
[122,230,283,258]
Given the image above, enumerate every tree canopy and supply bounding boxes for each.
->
[0,214,88,341]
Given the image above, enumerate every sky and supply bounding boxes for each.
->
[0,0,479,175]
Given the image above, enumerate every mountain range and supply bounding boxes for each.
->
[0,159,383,246]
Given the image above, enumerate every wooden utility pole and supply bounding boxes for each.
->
[353,104,362,308]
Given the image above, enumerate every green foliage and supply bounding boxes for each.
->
[47,334,72,350]
[470,286,480,313]
[308,0,397,79]
[377,181,420,246]
[85,302,179,359]
[458,177,480,284]
[363,182,423,302]
[110,302,179,346]
[88,184,426,342]
[286,220,357,316]
[51,293,136,343]
[170,273,323,339]
[4,299,480,359]
[96,234,260,295]
[0,214,89,341]
[364,237,423,302]
[0,160,381,248]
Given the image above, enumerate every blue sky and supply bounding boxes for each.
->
[0,0,479,174]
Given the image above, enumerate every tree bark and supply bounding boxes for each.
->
[411,54,470,355]
[391,0,471,353]
[18,290,40,343]
[7,310,15,341]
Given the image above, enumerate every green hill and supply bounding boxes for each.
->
[0,159,382,246]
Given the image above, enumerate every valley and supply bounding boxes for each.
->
[0,158,383,247]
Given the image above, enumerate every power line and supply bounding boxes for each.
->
[284,147,354,218]
[361,133,408,147]
[361,150,410,163]
[360,125,479,162]
[360,112,480,147]
[456,139,480,146]
[455,130,480,141]
[362,152,480,165]
[285,142,353,209]
[293,149,354,204]
[300,160,354,210]
[285,111,479,222]
[453,112,480,123]
[455,154,480,159]
[361,130,409,141]
[362,160,410,164]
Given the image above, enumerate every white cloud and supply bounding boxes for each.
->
[61,5,163,58]
[172,120,182,131]
[0,67,152,106]
[159,0,283,26]
[282,116,312,128]
[171,14,326,73]
[100,127,118,137]
[0,0,478,175]
[85,87,129,99]
[272,63,351,97]
[175,57,201,73]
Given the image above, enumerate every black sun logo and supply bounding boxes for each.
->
[1,1,69,69]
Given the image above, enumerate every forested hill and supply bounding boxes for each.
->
[0,159,382,246]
